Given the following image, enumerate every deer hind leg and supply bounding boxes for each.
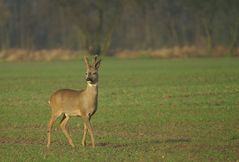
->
[82,117,95,148]
[60,114,75,148]
[47,113,61,148]
[82,123,88,146]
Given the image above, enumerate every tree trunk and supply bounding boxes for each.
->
[101,7,122,55]
[170,19,179,46]
[229,20,239,56]
[201,17,213,54]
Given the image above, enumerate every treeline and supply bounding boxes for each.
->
[0,0,238,55]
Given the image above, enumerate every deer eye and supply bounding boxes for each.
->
[93,72,97,75]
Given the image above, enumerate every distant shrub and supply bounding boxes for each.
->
[114,46,239,58]
[0,49,87,61]
[0,46,238,61]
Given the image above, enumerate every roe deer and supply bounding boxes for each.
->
[47,56,101,148]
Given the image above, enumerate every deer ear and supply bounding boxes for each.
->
[95,59,101,70]
[84,56,90,68]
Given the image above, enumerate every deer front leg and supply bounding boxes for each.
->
[47,115,58,148]
[60,114,75,148]
[82,117,95,148]
[82,123,88,146]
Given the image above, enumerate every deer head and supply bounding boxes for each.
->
[84,55,101,85]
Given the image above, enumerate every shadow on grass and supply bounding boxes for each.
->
[164,138,191,143]
[97,143,130,148]
[97,138,191,148]
[230,135,239,141]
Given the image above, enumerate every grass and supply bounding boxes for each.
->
[0,57,239,161]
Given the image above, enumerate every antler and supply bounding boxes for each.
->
[84,56,90,68]
[92,55,98,66]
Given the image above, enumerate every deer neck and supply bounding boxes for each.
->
[85,83,98,97]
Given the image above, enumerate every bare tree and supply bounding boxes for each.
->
[55,0,123,55]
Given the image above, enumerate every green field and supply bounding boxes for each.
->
[0,58,239,162]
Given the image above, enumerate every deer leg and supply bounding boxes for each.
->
[47,115,58,148]
[82,123,88,146]
[82,117,95,148]
[60,114,75,148]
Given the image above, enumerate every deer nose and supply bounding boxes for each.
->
[86,78,92,82]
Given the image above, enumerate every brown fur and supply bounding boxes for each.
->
[47,56,101,148]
